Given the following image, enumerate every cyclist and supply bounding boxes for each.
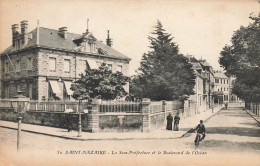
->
[194,120,206,143]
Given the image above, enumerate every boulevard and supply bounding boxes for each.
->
[0,107,260,155]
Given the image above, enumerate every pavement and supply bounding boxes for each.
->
[0,105,224,141]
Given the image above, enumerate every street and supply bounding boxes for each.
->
[0,105,259,165]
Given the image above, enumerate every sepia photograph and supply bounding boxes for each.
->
[0,0,259,165]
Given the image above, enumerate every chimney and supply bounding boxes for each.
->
[186,54,192,62]
[20,20,28,45]
[11,24,19,47]
[106,30,112,47]
[58,27,67,39]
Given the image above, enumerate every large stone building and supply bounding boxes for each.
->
[0,21,131,100]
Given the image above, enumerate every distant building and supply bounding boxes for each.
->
[186,55,213,115]
[0,20,131,100]
[198,59,215,109]
[213,71,230,103]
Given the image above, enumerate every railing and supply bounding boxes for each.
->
[99,100,142,113]
[165,101,173,112]
[150,101,162,114]
[0,99,12,108]
[29,101,89,112]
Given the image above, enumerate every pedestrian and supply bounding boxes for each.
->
[174,114,180,131]
[225,102,228,110]
[66,112,72,132]
[166,113,173,130]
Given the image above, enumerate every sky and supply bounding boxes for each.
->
[0,0,259,75]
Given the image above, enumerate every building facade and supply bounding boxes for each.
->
[186,56,210,114]
[213,71,230,103]
[0,21,131,100]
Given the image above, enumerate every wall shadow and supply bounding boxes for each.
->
[206,127,260,137]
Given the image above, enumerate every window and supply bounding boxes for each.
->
[224,95,229,101]
[220,79,222,84]
[218,89,219,91]
[224,79,225,84]
[198,79,200,90]
[227,88,229,91]
[90,43,93,52]
[117,65,122,73]
[215,79,219,83]
[221,87,222,91]
[108,64,112,71]
[16,84,21,93]
[5,62,9,73]
[224,87,225,91]
[227,80,229,84]
[28,83,33,99]
[28,58,32,70]
[49,57,56,71]
[64,59,70,73]
[5,85,9,98]
[16,60,20,72]
[93,43,96,53]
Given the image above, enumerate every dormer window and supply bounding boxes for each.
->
[5,62,9,73]
[90,42,97,53]
[73,33,97,53]
[16,60,20,72]
[83,41,96,53]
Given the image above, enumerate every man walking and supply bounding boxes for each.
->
[166,113,173,130]
[225,102,228,110]
[174,114,180,131]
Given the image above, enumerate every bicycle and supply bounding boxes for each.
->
[194,133,203,147]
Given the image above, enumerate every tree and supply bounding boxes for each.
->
[71,62,129,101]
[135,20,196,101]
[219,13,260,102]
[129,75,144,100]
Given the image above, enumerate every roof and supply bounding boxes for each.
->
[191,62,202,70]
[200,60,211,67]
[214,72,228,78]
[1,27,131,61]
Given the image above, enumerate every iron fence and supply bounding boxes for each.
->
[99,100,142,113]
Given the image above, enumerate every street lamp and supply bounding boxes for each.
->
[73,45,83,137]
[78,98,83,137]
[10,91,30,152]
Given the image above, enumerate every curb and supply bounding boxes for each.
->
[243,109,260,125]
[180,107,223,138]
[0,124,183,141]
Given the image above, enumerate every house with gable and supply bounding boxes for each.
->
[185,55,208,116]
[0,20,131,100]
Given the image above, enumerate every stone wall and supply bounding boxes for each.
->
[37,49,130,100]
[1,47,130,100]
[1,49,38,99]
[99,115,143,132]
[150,113,165,131]
[0,109,91,131]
